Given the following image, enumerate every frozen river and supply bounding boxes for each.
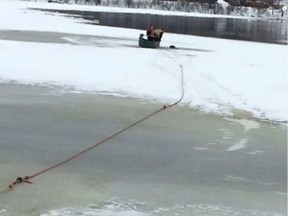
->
[0,12,287,215]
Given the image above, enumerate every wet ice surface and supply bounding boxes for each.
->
[0,29,138,48]
[0,84,286,216]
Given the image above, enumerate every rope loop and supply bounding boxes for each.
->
[0,176,33,193]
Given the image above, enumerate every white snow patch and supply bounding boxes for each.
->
[227,138,248,151]
[224,118,260,132]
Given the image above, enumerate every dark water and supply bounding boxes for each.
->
[35,8,287,44]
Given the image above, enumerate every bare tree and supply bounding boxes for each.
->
[209,0,217,9]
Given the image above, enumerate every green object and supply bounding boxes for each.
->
[138,34,160,49]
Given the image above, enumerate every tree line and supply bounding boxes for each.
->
[48,0,285,14]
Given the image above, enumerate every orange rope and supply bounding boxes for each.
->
[1,65,184,193]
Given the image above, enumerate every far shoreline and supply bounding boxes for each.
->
[25,0,288,20]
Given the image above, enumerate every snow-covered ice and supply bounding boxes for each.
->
[0,0,287,123]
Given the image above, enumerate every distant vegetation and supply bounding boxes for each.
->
[225,0,284,9]
[47,0,286,17]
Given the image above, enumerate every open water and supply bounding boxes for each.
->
[35,8,288,44]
